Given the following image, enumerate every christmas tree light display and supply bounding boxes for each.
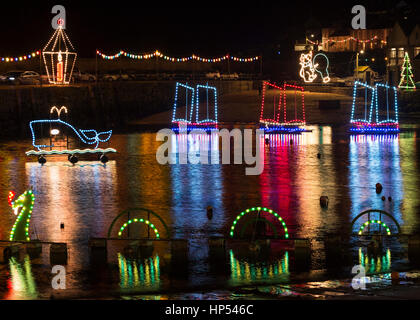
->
[42,20,77,85]
[398,52,415,90]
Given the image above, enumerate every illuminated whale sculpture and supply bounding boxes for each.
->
[26,106,116,164]
[29,119,113,150]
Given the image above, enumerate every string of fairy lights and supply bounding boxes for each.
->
[0,35,387,64]
[306,35,387,46]
[0,51,40,62]
[96,50,260,63]
[1,48,259,63]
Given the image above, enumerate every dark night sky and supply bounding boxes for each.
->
[0,0,418,57]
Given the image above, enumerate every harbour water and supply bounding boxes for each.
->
[0,126,419,299]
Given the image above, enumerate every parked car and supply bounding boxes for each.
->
[102,74,120,81]
[0,71,41,85]
[220,73,239,80]
[206,71,221,80]
[329,76,345,84]
[102,73,132,81]
[73,70,96,82]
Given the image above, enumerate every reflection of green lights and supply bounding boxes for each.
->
[358,220,391,235]
[118,253,160,289]
[8,255,38,299]
[229,250,289,282]
[230,207,289,239]
[118,218,160,238]
[358,248,391,274]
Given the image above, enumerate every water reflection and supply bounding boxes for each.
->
[260,127,334,238]
[118,253,160,290]
[349,135,404,226]
[170,133,224,237]
[358,247,391,274]
[229,250,289,285]
[4,256,38,300]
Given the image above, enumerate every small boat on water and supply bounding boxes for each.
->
[259,82,308,134]
[350,81,399,134]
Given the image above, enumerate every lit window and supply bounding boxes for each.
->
[415,47,420,57]
[398,48,405,58]
[390,48,396,58]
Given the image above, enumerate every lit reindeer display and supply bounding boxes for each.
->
[8,190,35,242]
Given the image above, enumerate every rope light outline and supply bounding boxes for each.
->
[229,207,289,239]
[117,218,160,239]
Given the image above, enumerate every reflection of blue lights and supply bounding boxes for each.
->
[350,127,400,134]
[170,133,223,238]
[171,125,219,133]
[349,134,403,227]
[260,125,305,133]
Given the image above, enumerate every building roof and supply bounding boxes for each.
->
[396,16,419,37]
[354,66,373,73]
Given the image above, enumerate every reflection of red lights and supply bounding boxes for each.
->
[57,18,64,26]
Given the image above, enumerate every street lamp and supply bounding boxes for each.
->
[356,50,364,80]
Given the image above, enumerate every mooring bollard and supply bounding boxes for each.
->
[209,237,228,274]
[320,196,329,208]
[170,240,188,277]
[50,243,68,265]
[207,206,213,220]
[25,241,43,259]
[408,236,420,266]
[323,235,349,268]
[0,243,23,263]
[89,238,107,265]
[294,239,311,271]
[138,240,154,258]
[376,183,383,194]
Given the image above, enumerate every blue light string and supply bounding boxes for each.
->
[172,82,195,123]
[195,84,218,124]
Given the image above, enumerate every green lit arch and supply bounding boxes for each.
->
[108,208,170,238]
[239,218,279,238]
[118,218,160,239]
[229,207,289,239]
[350,209,401,235]
[358,220,391,236]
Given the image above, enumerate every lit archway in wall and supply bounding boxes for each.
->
[118,218,160,239]
[229,207,289,239]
